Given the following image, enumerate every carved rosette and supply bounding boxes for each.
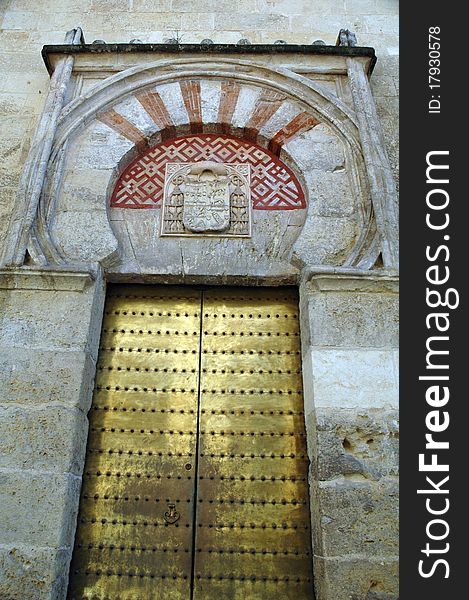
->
[161,162,251,237]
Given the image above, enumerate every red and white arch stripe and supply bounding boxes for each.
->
[97,79,319,155]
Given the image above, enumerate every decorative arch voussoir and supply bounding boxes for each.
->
[55,59,361,162]
[93,78,321,160]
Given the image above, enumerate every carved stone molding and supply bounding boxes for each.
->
[0,43,397,276]
[0,267,94,292]
[346,57,399,269]
[161,162,251,238]
[0,28,84,268]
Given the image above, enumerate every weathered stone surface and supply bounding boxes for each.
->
[0,348,96,409]
[0,405,89,474]
[52,210,119,265]
[317,477,398,556]
[0,286,101,353]
[314,555,399,600]
[153,82,189,126]
[200,79,222,124]
[315,408,399,481]
[259,100,301,140]
[71,122,133,171]
[307,349,398,410]
[306,171,357,217]
[108,204,302,279]
[113,94,159,137]
[0,545,71,600]
[60,168,114,211]
[232,85,261,129]
[303,289,399,348]
[0,470,81,547]
[293,216,358,267]
[284,124,345,174]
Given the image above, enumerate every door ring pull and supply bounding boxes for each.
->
[164,503,180,524]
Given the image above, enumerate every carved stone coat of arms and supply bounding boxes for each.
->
[161,161,251,237]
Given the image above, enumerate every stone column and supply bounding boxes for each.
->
[0,28,83,268]
[0,267,105,599]
[346,58,399,270]
[300,273,399,600]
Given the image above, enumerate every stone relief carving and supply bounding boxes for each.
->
[336,28,358,47]
[161,162,251,237]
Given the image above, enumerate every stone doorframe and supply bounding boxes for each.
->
[0,31,399,600]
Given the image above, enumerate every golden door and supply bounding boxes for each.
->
[68,285,314,600]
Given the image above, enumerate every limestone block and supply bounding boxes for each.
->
[0,93,26,116]
[0,165,22,188]
[317,477,398,557]
[0,29,31,46]
[373,55,399,78]
[306,170,356,217]
[1,10,47,32]
[59,169,111,212]
[172,0,251,12]
[0,470,81,547]
[113,94,159,137]
[314,554,399,600]
[107,217,141,273]
[180,13,216,32]
[374,0,399,14]
[0,51,42,74]
[308,349,398,410]
[133,0,171,10]
[304,290,399,348]
[315,408,399,481]
[72,122,134,171]
[284,124,345,174]
[263,0,343,15]
[90,0,131,11]
[0,71,46,96]
[371,76,398,98]
[214,12,289,31]
[258,100,301,140]
[232,85,262,129]
[101,12,181,33]
[0,347,96,410]
[0,284,103,356]
[52,210,119,265]
[0,545,70,600]
[293,215,358,266]
[362,14,399,35]
[200,79,221,125]
[108,205,300,280]
[154,82,189,127]
[0,404,89,475]
[289,15,344,36]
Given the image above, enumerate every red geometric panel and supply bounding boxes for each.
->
[110,134,306,210]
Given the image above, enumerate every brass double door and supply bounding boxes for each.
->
[68,285,314,600]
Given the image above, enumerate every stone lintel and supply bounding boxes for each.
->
[0,267,96,292]
[302,269,399,293]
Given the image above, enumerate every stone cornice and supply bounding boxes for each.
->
[41,43,377,76]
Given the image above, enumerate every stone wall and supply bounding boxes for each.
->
[0,2,398,600]
[300,274,399,599]
[0,270,105,599]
